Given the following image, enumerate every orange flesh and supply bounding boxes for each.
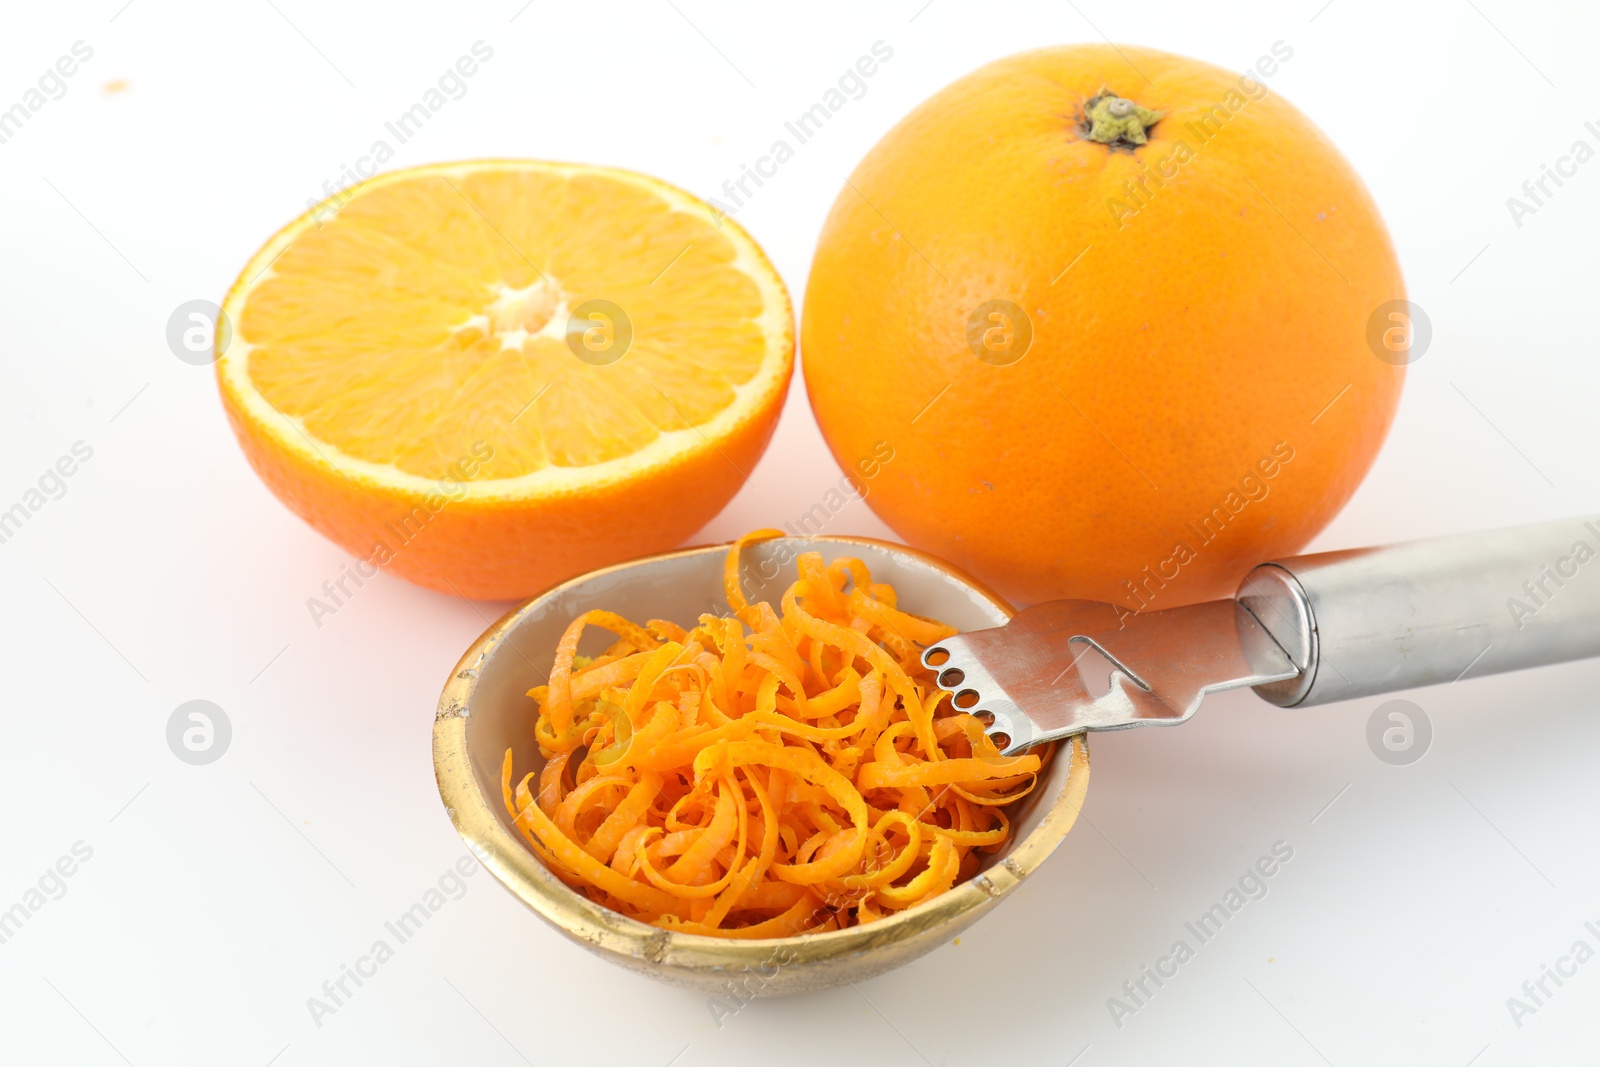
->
[240,168,770,480]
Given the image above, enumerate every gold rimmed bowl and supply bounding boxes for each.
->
[432,536,1089,995]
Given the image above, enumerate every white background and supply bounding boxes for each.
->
[2,1,1598,1064]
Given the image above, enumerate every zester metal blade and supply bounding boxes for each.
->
[921,597,1301,755]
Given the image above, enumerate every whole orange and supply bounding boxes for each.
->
[802,44,1406,609]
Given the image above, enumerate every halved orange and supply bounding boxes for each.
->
[218,160,793,599]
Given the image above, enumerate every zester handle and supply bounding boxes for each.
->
[1237,517,1600,707]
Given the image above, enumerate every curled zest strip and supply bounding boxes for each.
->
[502,750,684,915]
[546,610,662,739]
[500,535,1049,936]
[858,754,1040,791]
[724,528,785,616]
[695,741,869,884]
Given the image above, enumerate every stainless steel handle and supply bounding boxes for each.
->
[1237,517,1600,707]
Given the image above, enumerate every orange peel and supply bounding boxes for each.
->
[502,536,1043,936]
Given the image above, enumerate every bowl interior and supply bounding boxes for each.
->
[437,536,1087,993]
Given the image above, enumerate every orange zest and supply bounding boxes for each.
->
[502,532,1044,937]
